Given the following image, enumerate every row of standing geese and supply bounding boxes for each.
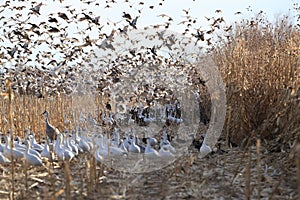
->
[0,130,176,166]
[0,123,177,167]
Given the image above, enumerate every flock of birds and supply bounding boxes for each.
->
[0,0,231,99]
[0,0,217,166]
[0,0,234,71]
[0,109,187,166]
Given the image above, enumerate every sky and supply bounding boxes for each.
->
[2,0,297,33]
[0,0,298,69]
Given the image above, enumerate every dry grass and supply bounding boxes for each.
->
[212,14,300,150]
[0,147,297,199]
[0,91,107,141]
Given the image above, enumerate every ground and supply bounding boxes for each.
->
[0,143,298,200]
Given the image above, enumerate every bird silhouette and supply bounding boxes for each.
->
[128,16,138,29]
[29,3,43,15]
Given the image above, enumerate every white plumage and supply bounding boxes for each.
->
[25,142,44,166]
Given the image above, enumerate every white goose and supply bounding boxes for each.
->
[0,151,10,164]
[200,134,212,158]
[54,136,65,161]
[28,133,43,152]
[3,135,24,160]
[108,144,127,157]
[12,136,26,152]
[55,133,75,161]
[144,138,159,157]
[25,142,44,166]
[123,133,131,151]
[119,139,128,153]
[63,134,73,153]
[41,143,52,160]
[0,136,4,152]
[159,146,175,158]
[77,132,91,152]
[68,136,79,156]
[129,135,140,153]
[101,134,127,157]
[160,132,176,154]
[24,140,42,159]
[93,142,104,163]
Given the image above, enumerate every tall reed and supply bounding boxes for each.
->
[212,14,300,147]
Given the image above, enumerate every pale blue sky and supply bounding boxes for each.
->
[2,0,296,32]
[69,0,296,33]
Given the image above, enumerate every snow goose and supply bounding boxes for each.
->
[27,133,43,152]
[24,140,42,159]
[129,135,140,153]
[93,141,104,163]
[3,135,24,160]
[134,135,145,153]
[160,132,176,154]
[54,134,65,160]
[119,139,128,154]
[0,151,10,164]
[101,134,127,157]
[0,135,4,152]
[144,138,159,157]
[123,133,131,151]
[41,143,52,160]
[68,136,79,155]
[25,142,43,166]
[56,133,75,161]
[159,146,175,158]
[13,136,26,151]
[200,134,212,158]
[77,132,91,152]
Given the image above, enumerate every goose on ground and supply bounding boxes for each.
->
[25,142,44,166]
[123,133,131,151]
[41,143,52,160]
[55,133,75,161]
[24,140,42,159]
[135,135,145,153]
[0,135,4,152]
[13,136,27,151]
[160,132,176,154]
[200,134,212,158]
[100,134,127,157]
[3,135,24,160]
[29,134,43,152]
[159,146,175,158]
[63,133,73,153]
[67,136,79,155]
[145,138,159,157]
[129,135,140,153]
[0,151,10,164]
[77,132,91,152]
[93,142,104,163]
[119,139,128,153]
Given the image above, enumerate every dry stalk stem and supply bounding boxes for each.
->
[64,160,72,200]
[256,139,261,200]
[245,148,251,200]
[295,144,300,200]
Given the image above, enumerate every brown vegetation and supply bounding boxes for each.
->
[212,14,300,151]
